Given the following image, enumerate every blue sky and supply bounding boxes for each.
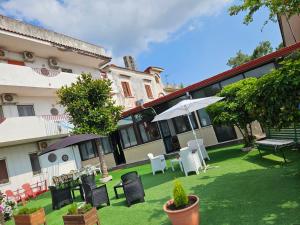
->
[138,8,282,86]
[0,0,282,86]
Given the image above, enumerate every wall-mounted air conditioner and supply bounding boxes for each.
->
[37,141,48,151]
[0,49,8,59]
[1,93,18,104]
[48,57,59,69]
[135,99,144,106]
[23,51,35,62]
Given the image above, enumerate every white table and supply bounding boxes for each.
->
[255,139,294,163]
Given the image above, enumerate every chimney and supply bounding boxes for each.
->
[123,56,137,70]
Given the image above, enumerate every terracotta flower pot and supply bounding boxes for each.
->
[63,207,100,225]
[14,208,46,225]
[163,195,200,225]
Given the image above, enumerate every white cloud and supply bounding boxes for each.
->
[0,0,231,65]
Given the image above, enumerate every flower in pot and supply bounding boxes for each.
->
[163,180,200,225]
[14,207,46,225]
[0,191,17,224]
[63,203,100,225]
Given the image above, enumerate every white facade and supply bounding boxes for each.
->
[103,65,165,111]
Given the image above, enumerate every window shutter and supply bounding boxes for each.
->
[145,85,153,99]
[7,60,25,66]
[0,159,9,184]
[121,82,132,97]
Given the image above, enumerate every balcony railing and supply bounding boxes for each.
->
[0,115,72,145]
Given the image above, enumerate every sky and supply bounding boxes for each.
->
[0,0,282,86]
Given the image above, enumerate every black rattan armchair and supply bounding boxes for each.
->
[121,171,145,207]
[49,186,73,210]
[81,175,110,208]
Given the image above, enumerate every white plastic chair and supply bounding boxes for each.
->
[179,147,202,176]
[147,153,167,175]
[187,139,210,160]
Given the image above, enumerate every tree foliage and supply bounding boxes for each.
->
[227,41,273,68]
[229,0,300,25]
[245,51,300,129]
[57,73,123,136]
[207,78,258,147]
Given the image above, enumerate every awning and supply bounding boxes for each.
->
[40,134,102,155]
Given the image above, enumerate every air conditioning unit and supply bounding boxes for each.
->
[23,51,35,62]
[48,57,59,69]
[0,49,8,59]
[37,141,48,151]
[1,93,18,104]
[135,99,144,107]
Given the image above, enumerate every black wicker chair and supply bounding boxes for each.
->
[81,175,110,208]
[49,186,73,210]
[121,171,145,207]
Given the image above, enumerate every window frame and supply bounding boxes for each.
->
[172,113,198,134]
[145,84,154,99]
[0,158,9,185]
[121,81,133,98]
[17,105,35,117]
[29,153,41,175]
[78,140,99,161]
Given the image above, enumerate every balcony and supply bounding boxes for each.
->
[0,115,71,147]
[0,63,79,96]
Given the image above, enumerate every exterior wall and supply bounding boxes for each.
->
[81,153,116,169]
[0,142,45,191]
[106,66,165,110]
[39,146,80,186]
[123,139,165,164]
[280,15,300,47]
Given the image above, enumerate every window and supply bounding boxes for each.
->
[78,141,98,161]
[100,137,113,154]
[134,109,161,143]
[0,159,9,184]
[17,105,35,117]
[172,114,198,134]
[192,83,221,98]
[220,74,244,87]
[61,68,73,73]
[0,105,3,118]
[197,108,212,127]
[7,60,25,66]
[155,76,160,83]
[244,63,275,78]
[145,84,154,99]
[121,81,133,97]
[118,116,137,148]
[29,153,41,175]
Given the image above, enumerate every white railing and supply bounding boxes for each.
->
[0,115,71,145]
[0,63,79,90]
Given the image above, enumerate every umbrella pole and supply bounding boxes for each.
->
[185,108,207,172]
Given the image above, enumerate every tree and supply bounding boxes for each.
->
[57,73,123,178]
[229,0,300,25]
[207,78,258,147]
[244,51,300,129]
[227,41,273,68]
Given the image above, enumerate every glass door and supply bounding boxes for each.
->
[159,120,180,153]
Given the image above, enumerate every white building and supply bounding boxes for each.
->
[0,15,166,191]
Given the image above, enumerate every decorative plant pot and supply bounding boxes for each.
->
[163,195,200,225]
[14,208,46,225]
[63,207,100,225]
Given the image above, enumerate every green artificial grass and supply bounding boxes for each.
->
[7,144,300,225]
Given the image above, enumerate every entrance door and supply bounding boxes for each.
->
[159,120,180,153]
[213,125,237,143]
[110,131,126,165]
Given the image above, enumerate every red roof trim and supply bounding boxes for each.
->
[122,41,300,117]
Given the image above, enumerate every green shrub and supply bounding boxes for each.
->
[67,203,92,215]
[173,180,188,208]
[15,207,41,215]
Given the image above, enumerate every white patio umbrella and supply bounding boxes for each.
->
[152,96,224,171]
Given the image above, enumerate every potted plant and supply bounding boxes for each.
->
[63,203,100,225]
[163,180,200,225]
[14,207,46,225]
